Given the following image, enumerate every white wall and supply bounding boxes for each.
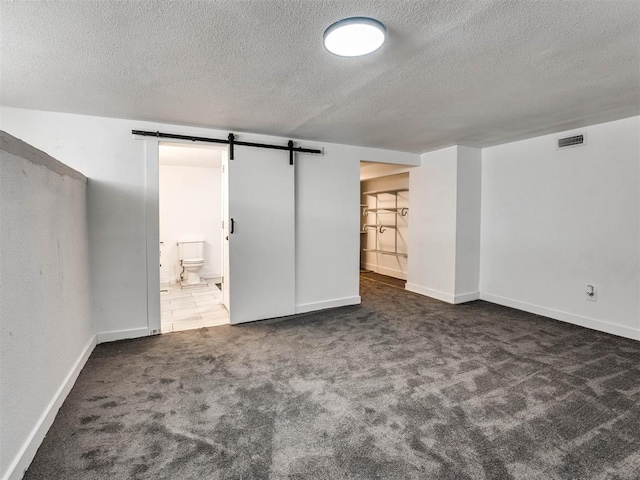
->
[454,146,482,299]
[294,141,419,312]
[406,146,482,303]
[0,132,95,480]
[294,153,362,311]
[0,107,420,339]
[360,173,409,280]
[407,147,459,299]
[5,106,636,343]
[480,116,640,339]
[159,164,221,284]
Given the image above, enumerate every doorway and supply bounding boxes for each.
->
[158,142,229,333]
[359,161,411,288]
[143,134,299,334]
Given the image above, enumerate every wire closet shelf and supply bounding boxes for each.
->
[361,188,408,258]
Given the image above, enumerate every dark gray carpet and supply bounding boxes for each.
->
[25,278,640,479]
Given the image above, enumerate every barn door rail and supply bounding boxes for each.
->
[132,129,323,164]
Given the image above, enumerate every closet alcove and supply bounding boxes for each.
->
[360,164,410,283]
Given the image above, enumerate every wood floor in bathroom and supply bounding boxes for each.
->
[160,280,229,333]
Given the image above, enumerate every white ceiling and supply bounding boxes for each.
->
[159,143,222,168]
[2,1,638,153]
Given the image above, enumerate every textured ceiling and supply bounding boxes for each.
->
[2,1,639,153]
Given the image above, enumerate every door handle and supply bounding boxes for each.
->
[230,218,235,234]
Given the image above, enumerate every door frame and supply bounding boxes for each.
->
[144,139,161,335]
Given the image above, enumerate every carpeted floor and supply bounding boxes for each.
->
[25,278,640,479]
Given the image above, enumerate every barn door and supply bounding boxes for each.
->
[227,147,295,323]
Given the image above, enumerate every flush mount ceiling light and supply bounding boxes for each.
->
[323,17,386,57]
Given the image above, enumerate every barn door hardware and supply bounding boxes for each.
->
[228,133,235,160]
[288,140,294,165]
[132,130,322,164]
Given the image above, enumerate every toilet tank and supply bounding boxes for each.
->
[177,240,204,261]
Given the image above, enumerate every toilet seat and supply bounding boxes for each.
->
[182,258,204,265]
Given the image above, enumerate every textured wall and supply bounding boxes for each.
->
[0,132,93,479]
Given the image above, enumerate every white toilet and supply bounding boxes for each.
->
[177,240,205,286]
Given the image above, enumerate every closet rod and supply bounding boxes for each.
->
[132,130,323,162]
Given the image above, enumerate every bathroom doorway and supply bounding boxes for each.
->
[158,142,230,333]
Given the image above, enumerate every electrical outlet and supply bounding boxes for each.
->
[585,285,597,302]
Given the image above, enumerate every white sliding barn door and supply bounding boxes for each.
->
[228,147,295,324]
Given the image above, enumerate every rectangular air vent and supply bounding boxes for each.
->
[557,134,585,149]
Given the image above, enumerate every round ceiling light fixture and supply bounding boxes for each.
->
[323,17,386,57]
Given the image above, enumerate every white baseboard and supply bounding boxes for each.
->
[405,283,456,303]
[454,291,480,304]
[3,335,97,480]
[296,296,361,314]
[480,292,640,341]
[96,327,150,344]
[361,262,407,280]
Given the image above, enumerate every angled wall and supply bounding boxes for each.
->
[0,132,94,480]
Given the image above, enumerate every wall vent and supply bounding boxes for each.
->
[557,134,585,149]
